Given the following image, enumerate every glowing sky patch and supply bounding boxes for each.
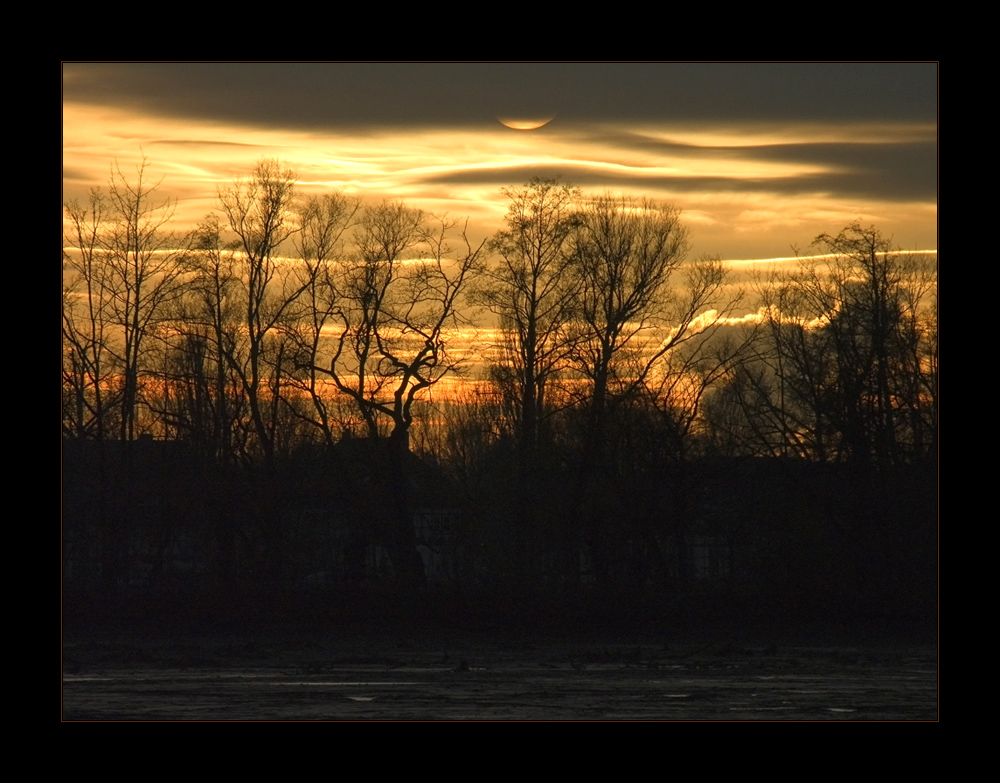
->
[497,116,555,130]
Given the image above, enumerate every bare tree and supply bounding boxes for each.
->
[569,194,697,425]
[309,201,485,586]
[217,159,304,467]
[564,193,734,586]
[476,178,582,461]
[807,223,936,468]
[63,190,116,440]
[62,158,184,592]
[742,271,840,460]
[318,202,485,444]
[714,223,937,469]
[647,322,755,460]
[62,158,184,442]
[284,192,360,448]
[109,161,184,439]
[702,346,796,459]
[471,179,582,577]
[157,215,246,461]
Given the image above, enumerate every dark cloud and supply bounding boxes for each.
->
[62,166,95,186]
[552,128,938,200]
[63,63,938,130]
[747,140,938,200]
[422,138,938,204]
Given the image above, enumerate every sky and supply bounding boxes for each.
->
[62,62,938,263]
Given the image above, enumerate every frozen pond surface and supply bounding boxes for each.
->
[63,637,937,720]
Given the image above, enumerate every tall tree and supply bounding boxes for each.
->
[105,159,185,440]
[566,194,731,586]
[62,158,184,442]
[476,178,581,464]
[570,194,696,428]
[318,203,484,446]
[284,192,361,448]
[311,201,485,586]
[473,178,581,577]
[62,158,183,591]
[808,223,936,468]
[217,159,303,467]
[158,215,246,462]
[63,190,116,441]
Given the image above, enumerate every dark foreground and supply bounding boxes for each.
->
[63,632,937,720]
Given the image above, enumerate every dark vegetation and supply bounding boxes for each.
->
[63,160,937,638]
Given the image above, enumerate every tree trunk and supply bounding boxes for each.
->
[386,432,427,589]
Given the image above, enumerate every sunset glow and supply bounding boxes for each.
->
[62,64,938,418]
[62,64,937,261]
[497,116,556,130]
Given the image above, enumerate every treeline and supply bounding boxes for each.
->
[62,158,937,622]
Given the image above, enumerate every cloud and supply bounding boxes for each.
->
[62,63,938,261]
[63,63,938,131]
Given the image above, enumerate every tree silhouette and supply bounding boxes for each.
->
[159,215,245,462]
[476,178,582,463]
[565,194,733,587]
[309,204,478,439]
[217,159,304,467]
[807,223,936,469]
[472,178,581,577]
[308,202,485,586]
[715,223,936,469]
[284,192,361,448]
[63,189,116,441]
[62,158,184,442]
[62,157,185,591]
[62,155,936,608]
[569,194,701,428]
